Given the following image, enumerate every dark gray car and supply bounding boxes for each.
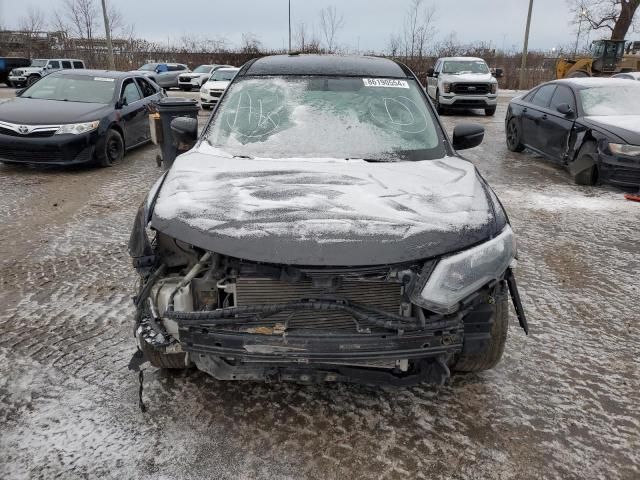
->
[129,55,528,386]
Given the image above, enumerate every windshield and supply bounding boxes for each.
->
[211,69,238,82]
[138,64,157,71]
[580,85,640,115]
[193,65,212,73]
[31,59,47,67]
[442,60,489,74]
[205,76,444,161]
[21,74,116,103]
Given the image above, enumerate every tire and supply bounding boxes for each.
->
[95,129,124,167]
[138,332,188,369]
[573,141,599,186]
[485,107,496,116]
[26,75,40,87]
[454,284,509,373]
[506,117,525,152]
[434,90,445,115]
[180,86,192,91]
[568,70,590,78]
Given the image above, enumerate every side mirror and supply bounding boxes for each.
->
[15,88,25,96]
[427,67,434,77]
[556,103,574,116]
[170,116,198,151]
[115,97,128,109]
[452,123,485,150]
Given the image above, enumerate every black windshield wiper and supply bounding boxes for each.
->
[233,155,253,159]
[346,157,394,163]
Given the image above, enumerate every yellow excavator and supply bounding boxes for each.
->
[556,39,640,78]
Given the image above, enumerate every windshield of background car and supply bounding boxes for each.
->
[139,64,157,71]
[211,69,238,81]
[193,65,212,73]
[442,60,489,74]
[31,59,47,67]
[22,74,116,103]
[580,85,640,115]
[205,76,445,161]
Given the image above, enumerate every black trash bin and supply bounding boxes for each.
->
[156,97,199,169]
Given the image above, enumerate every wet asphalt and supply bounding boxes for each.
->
[0,86,638,480]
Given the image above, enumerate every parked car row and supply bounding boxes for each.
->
[7,58,86,88]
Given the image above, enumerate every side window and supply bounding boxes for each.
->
[550,85,576,112]
[61,61,72,69]
[48,60,60,69]
[435,60,442,72]
[136,77,158,97]
[523,89,537,102]
[531,85,556,108]
[73,61,84,69]
[121,78,142,104]
[168,65,179,72]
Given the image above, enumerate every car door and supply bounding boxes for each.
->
[46,60,61,76]
[426,60,440,98]
[537,85,578,161]
[135,77,163,141]
[119,77,147,146]
[520,84,556,151]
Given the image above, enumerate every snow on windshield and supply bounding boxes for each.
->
[580,85,640,116]
[205,77,443,161]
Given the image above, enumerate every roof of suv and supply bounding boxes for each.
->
[240,54,412,78]
[438,57,485,62]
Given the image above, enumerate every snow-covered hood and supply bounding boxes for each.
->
[582,115,640,145]
[150,151,498,266]
[202,80,231,90]
[439,72,496,84]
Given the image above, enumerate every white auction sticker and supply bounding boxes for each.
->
[94,77,115,82]
[363,78,409,88]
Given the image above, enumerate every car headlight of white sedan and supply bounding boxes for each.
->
[418,226,516,314]
[55,120,100,135]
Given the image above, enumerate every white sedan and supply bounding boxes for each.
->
[200,67,240,109]
[178,64,233,91]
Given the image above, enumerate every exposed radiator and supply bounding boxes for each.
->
[235,277,403,331]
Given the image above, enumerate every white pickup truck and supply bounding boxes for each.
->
[426,57,498,116]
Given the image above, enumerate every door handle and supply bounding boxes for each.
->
[542,114,548,120]
[523,107,527,113]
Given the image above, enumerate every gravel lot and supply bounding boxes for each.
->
[0,85,638,480]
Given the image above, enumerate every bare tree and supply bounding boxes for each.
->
[319,6,344,53]
[19,6,47,56]
[569,0,640,40]
[387,34,402,57]
[403,0,437,59]
[241,33,262,54]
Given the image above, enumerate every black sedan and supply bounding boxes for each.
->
[505,78,640,188]
[0,70,164,167]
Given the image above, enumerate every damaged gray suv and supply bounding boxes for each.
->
[129,55,528,386]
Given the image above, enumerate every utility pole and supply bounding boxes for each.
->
[573,8,587,57]
[101,0,115,70]
[288,0,292,53]
[519,0,534,90]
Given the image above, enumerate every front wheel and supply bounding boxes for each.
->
[26,75,40,87]
[95,129,124,167]
[453,284,509,373]
[485,107,496,116]
[573,141,599,186]
[506,117,525,152]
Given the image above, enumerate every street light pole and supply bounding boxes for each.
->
[101,0,115,70]
[519,0,534,90]
[574,9,587,57]
[288,0,291,53]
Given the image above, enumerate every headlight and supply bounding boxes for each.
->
[55,121,99,135]
[443,82,451,94]
[491,83,498,94]
[200,87,207,94]
[418,226,516,314]
[608,143,640,157]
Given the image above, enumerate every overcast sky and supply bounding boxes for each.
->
[3,0,582,53]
